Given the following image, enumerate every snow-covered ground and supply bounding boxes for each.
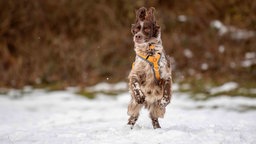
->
[0,83,256,144]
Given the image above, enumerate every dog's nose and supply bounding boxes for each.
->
[135,34,143,41]
[135,35,142,39]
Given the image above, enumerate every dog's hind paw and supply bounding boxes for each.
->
[124,124,134,130]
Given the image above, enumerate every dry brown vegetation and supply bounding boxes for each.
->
[0,0,255,88]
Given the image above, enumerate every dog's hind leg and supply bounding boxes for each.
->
[127,101,143,129]
[151,116,161,129]
[127,115,138,129]
[149,103,166,129]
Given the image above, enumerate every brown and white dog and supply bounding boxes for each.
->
[127,7,172,129]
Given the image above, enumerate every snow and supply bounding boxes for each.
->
[245,52,256,59]
[1,84,256,144]
[178,15,187,22]
[210,20,228,36]
[210,20,255,40]
[86,82,127,92]
[218,45,225,53]
[242,60,255,68]
[201,63,208,70]
[241,52,256,68]
[209,82,238,95]
[229,26,255,40]
[183,49,193,58]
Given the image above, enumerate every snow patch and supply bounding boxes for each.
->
[245,52,256,59]
[172,83,179,91]
[178,15,187,22]
[210,20,255,40]
[183,48,193,58]
[0,85,256,144]
[241,60,255,67]
[86,82,127,92]
[201,63,208,70]
[210,20,228,36]
[241,52,256,67]
[209,82,238,95]
[218,45,225,53]
[229,26,255,40]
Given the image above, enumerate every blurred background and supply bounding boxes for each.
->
[0,0,255,95]
[1,1,256,142]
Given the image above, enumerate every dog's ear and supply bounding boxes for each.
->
[136,7,147,22]
[145,7,156,22]
[153,24,160,38]
[131,24,136,35]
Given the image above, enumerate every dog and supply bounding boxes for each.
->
[127,7,172,129]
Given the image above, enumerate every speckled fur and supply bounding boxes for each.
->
[127,7,172,129]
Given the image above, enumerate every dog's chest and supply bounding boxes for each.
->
[134,53,169,80]
[133,54,169,102]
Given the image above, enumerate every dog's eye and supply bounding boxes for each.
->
[135,26,141,32]
[133,26,140,34]
[144,28,150,33]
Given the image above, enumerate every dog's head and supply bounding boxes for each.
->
[131,7,160,45]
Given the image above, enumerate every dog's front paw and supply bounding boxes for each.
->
[135,95,145,104]
[158,97,170,108]
[133,87,145,104]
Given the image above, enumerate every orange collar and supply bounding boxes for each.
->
[132,44,162,81]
